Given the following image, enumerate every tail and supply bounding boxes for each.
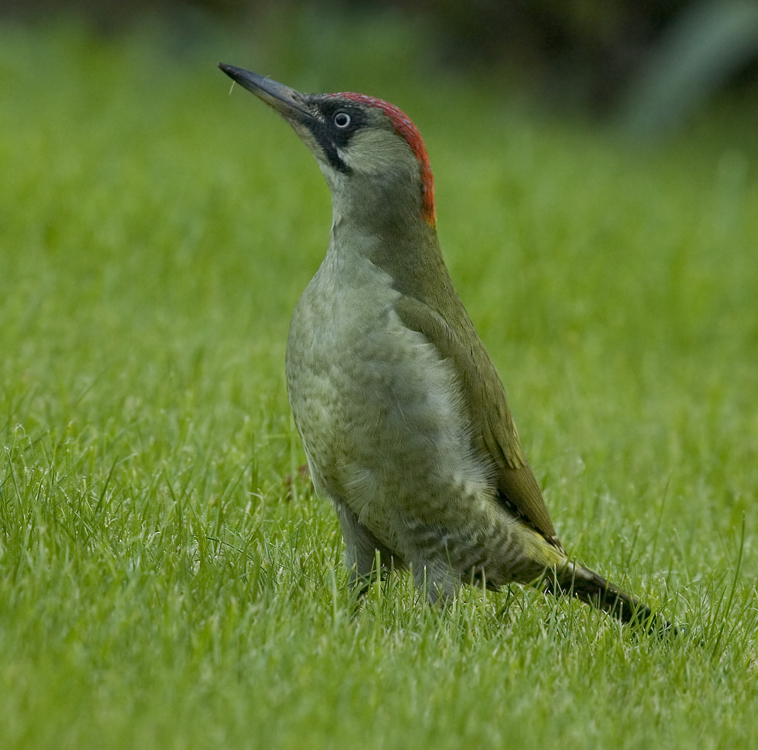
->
[547,562,676,634]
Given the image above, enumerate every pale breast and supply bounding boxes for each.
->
[285,257,495,549]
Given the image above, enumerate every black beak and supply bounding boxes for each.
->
[218,63,313,123]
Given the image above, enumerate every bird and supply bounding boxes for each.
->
[218,63,671,631]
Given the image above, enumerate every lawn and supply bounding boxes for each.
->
[1,17,757,750]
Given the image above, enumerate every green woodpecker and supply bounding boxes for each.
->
[219,63,670,629]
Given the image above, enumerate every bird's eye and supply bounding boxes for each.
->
[333,112,351,129]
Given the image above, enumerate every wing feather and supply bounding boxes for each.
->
[394,294,562,549]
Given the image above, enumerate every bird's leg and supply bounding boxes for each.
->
[406,543,464,605]
[410,561,461,605]
[332,498,402,598]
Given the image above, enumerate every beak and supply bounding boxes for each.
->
[218,64,313,123]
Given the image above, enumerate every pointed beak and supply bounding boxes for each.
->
[218,63,313,124]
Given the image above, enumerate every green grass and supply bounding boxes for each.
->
[2,17,758,750]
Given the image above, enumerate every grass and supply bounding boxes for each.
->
[1,16,757,750]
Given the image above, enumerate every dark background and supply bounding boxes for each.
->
[4,0,758,138]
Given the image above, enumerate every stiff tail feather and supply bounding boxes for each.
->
[546,563,676,634]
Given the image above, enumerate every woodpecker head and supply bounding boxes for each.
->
[219,64,436,229]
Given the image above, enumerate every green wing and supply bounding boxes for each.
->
[394,294,562,549]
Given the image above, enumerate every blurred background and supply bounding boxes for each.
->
[2,0,758,137]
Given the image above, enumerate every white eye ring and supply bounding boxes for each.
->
[333,112,351,128]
